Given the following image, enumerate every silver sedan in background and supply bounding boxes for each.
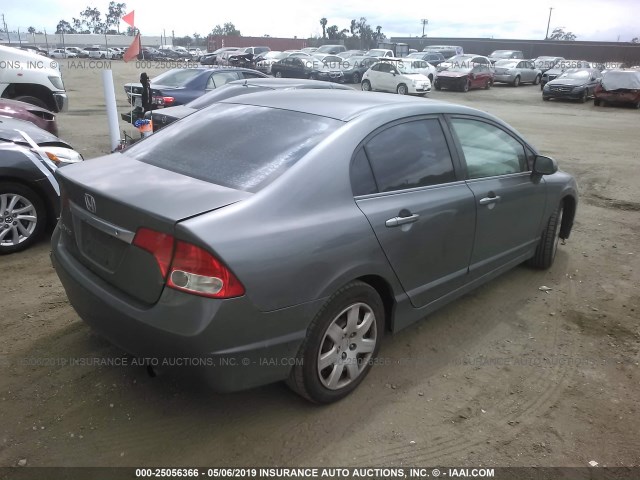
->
[493,59,542,86]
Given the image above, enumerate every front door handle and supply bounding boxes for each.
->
[479,195,501,205]
[385,214,420,227]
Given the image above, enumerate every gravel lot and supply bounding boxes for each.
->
[0,60,638,469]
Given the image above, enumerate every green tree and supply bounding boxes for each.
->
[320,17,327,39]
[55,20,75,34]
[80,6,104,33]
[106,2,127,33]
[549,27,577,41]
[630,37,638,43]
[27,26,36,34]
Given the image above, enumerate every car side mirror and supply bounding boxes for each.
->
[532,155,558,176]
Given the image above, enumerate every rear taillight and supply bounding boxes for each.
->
[167,241,245,298]
[132,228,175,278]
[132,228,244,299]
[162,96,175,106]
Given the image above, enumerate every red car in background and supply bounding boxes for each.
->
[0,98,58,135]
[434,62,494,92]
[594,70,640,108]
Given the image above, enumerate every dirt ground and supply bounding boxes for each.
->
[0,60,639,469]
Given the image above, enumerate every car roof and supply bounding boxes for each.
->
[218,89,493,122]
[226,78,352,89]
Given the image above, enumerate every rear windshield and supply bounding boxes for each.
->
[152,69,202,87]
[126,103,341,192]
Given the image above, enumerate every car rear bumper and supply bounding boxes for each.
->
[494,74,516,83]
[51,227,325,392]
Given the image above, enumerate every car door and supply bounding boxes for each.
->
[447,116,547,279]
[288,58,306,78]
[353,117,476,315]
[378,62,396,91]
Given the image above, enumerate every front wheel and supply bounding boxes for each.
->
[594,99,601,106]
[287,281,384,403]
[351,72,361,84]
[528,204,564,269]
[461,79,470,92]
[513,76,521,87]
[434,80,441,90]
[397,83,408,95]
[533,74,541,85]
[361,80,372,91]
[580,89,589,103]
[0,182,47,254]
[484,79,491,90]
[14,95,49,109]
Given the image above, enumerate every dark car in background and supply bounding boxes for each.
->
[271,55,342,79]
[594,69,640,108]
[338,56,377,84]
[137,47,166,61]
[541,60,591,89]
[51,89,577,404]
[406,51,446,67]
[0,98,58,135]
[542,68,602,102]
[435,63,494,91]
[149,78,354,132]
[124,67,267,109]
[199,47,241,65]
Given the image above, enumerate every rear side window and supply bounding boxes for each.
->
[152,69,202,87]
[364,119,456,192]
[126,104,341,192]
[350,149,378,196]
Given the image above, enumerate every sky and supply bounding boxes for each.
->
[2,0,639,43]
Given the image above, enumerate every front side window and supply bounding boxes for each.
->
[450,118,527,179]
[364,119,456,192]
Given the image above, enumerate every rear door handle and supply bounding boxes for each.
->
[479,195,501,205]
[385,214,420,227]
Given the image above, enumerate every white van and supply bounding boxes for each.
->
[0,45,68,112]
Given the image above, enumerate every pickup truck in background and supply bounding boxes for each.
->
[0,45,69,112]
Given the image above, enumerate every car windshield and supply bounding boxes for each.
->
[395,61,424,73]
[490,51,514,58]
[126,103,342,193]
[264,51,286,60]
[367,50,387,56]
[558,69,590,79]
[496,60,519,68]
[316,45,340,53]
[151,69,202,87]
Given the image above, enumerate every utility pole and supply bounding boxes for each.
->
[545,7,553,39]
[421,19,428,37]
[2,14,10,44]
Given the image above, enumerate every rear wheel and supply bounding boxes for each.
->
[361,80,372,91]
[275,71,283,78]
[351,72,361,84]
[0,182,47,255]
[287,281,384,403]
[14,95,49,109]
[397,83,408,95]
[528,204,564,269]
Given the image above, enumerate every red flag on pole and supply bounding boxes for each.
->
[122,11,135,28]
[123,33,141,62]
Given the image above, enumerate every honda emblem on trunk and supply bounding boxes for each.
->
[84,193,97,214]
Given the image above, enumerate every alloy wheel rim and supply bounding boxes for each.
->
[317,302,377,390]
[0,194,37,246]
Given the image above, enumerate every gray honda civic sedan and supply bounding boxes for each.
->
[51,90,578,403]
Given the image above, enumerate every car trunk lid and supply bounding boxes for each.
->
[55,153,251,304]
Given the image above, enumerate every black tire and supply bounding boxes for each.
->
[428,74,434,83]
[287,281,384,404]
[274,71,283,78]
[434,79,441,90]
[484,79,491,90]
[396,83,408,95]
[352,72,361,84]
[13,95,49,109]
[0,182,47,255]
[533,74,541,85]
[361,80,371,91]
[543,96,550,101]
[594,99,601,106]
[513,76,521,87]
[461,79,470,92]
[528,204,563,269]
